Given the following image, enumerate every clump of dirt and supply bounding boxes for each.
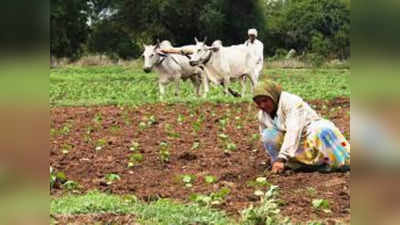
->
[50,97,350,223]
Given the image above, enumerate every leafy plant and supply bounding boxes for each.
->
[165,123,180,138]
[241,185,292,225]
[179,174,196,187]
[177,114,185,124]
[312,199,331,213]
[63,180,79,191]
[93,113,103,124]
[190,187,231,207]
[129,141,140,151]
[191,141,200,150]
[95,138,107,151]
[159,142,170,163]
[105,173,121,185]
[50,167,67,189]
[61,144,73,154]
[128,153,144,167]
[204,175,217,184]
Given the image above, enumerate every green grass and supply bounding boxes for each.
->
[50,191,339,225]
[50,66,349,106]
[51,191,235,225]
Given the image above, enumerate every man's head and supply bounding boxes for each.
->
[248,28,258,41]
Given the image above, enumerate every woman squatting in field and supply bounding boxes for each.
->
[253,80,350,174]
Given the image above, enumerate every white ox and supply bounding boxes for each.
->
[142,40,203,99]
[189,39,258,97]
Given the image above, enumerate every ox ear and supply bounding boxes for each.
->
[155,39,161,49]
[194,37,199,43]
[208,46,219,52]
[203,36,207,43]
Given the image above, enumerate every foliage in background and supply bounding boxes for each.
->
[50,0,350,61]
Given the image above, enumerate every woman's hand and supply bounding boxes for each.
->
[272,161,285,174]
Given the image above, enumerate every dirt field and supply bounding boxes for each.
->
[50,97,350,223]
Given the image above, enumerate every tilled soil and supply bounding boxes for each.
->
[50,97,350,223]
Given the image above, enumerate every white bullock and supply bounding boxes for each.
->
[142,41,203,99]
[189,39,258,97]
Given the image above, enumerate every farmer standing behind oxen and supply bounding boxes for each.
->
[245,28,264,80]
[253,80,350,174]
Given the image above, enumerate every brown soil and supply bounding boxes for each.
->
[50,97,350,223]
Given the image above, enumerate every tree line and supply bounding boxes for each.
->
[50,0,350,61]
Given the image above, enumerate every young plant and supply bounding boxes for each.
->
[63,180,79,191]
[128,153,144,167]
[241,185,292,225]
[165,123,180,138]
[129,141,140,151]
[61,144,73,154]
[247,177,271,195]
[105,173,121,185]
[190,187,231,207]
[204,175,217,184]
[95,138,107,151]
[159,142,170,163]
[177,114,185,125]
[312,199,331,213]
[50,167,66,189]
[93,112,103,124]
[191,141,200,150]
[179,174,197,187]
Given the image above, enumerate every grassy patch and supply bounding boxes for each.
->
[50,66,349,106]
[51,191,234,225]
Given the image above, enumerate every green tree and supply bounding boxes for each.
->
[50,0,90,60]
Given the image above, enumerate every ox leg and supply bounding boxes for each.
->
[191,76,201,97]
[240,76,247,97]
[159,81,166,100]
[175,80,180,97]
[201,71,209,97]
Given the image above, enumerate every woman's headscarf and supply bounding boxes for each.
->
[253,80,282,107]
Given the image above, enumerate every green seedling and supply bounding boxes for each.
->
[159,142,170,163]
[95,138,107,151]
[110,125,121,134]
[50,167,67,189]
[165,123,180,138]
[105,173,121,185]
[226,142,237,151]
[128,153,144,167]
[312,199,331,213]
[247,177,271,190]
[63,180,79,191]
[129,141,140,151]
[191,141,200,150]
[138,121,147,130]
[204,175,217,184]
[61,144,73,154]
[190,187,230,207]
[93,113,103,124]
[148,115,157,125]
[177,114,185,124]
[180,174,196,187]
